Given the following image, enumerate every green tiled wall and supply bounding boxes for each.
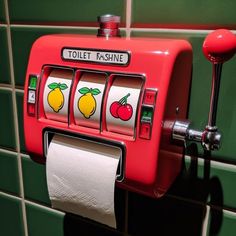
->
[26,203,64,236]
[8,0,125,25]
[0,193,25,236]
[21,156,50,205]
[0,0,5,23]
[132,0,236,28]
[207,209,236,235]
[1,0,236,235]
[0,151,19,195]
[0,89,16,150]
[16,92,25,152]
[0,26,11,84]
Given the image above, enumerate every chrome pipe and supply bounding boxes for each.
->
[207,63,222,128]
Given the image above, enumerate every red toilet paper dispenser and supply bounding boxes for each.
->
[23,15,236,198]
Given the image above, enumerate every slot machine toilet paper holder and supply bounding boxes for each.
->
[23,14,236,198]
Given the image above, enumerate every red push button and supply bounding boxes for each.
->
[143,89,157,105]
[27,103,35,116]
[139,122,152,140]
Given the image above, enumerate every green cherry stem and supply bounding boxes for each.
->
[118,93,130,105]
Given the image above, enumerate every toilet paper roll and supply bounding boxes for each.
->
[46,134,121,228]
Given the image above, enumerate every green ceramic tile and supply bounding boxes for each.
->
[8,0,125,25]
[22,155,50,205]
[215,60,236,160]
[0,151,19,195]
[0,193,24,236]
[131,30,236,161]
[26,203,64,236]
[183,156,236,209]
[207,209,236,236]
[0,89,16,150]
[16,91,26,152]
[11,27,96,87]
[0,26,11,84]
[132,0,236,28]
[204,159,236,209]
[0,0,5,22]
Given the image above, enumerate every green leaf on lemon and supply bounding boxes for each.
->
[48,82,58,90]
[79,87,90,94]
[91,88,101,95]
[59,83,68,90]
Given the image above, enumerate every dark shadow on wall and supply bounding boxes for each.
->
[128,143,223,236]
[174,143,224,235]
[208,177,223,235]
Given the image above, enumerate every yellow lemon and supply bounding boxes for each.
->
[78,92,96,119]
[47,87,64,113]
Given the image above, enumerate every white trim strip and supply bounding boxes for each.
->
[0,191,21,201]
[185,155,236,172]
[131,28,236,35]
[0,85,13,91]
[125,0,132,37]
[0,86,24,93]
[0,147,18,155]
[223,208,236,217]
[202,205,210,236]
[10,24,98,29]
[25,200,65,216]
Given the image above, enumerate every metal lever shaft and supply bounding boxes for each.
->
[207,63,222,128]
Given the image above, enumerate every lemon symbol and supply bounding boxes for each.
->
[47,82,68,113]
[78,87,101,119]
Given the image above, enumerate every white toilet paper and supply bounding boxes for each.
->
[46,134,121,228]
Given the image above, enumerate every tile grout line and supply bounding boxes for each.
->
[185,155,236,170]
[10,24,98,29]
[0,190,64,215]
[131,28,236,34]
[125,0,132,37]
[0,85,13,91]
[202,205,210,236]
[9,23,236,35]
[24,199,65,215]
[0,85,24,92]
[0,190,22,201]
[3,1,29,236]
[0,147,18,155]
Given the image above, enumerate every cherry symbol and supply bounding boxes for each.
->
[110,93,133,121]
[117,103,133,121]
[110,101,121,118]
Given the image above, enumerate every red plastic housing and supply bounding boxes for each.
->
[23,34,192,198]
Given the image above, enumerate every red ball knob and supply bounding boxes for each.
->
[203,29,236,63]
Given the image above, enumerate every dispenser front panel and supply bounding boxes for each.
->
[23,33,192,198]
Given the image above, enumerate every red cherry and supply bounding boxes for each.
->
[117,104,133,121]
[110,101,121,118]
